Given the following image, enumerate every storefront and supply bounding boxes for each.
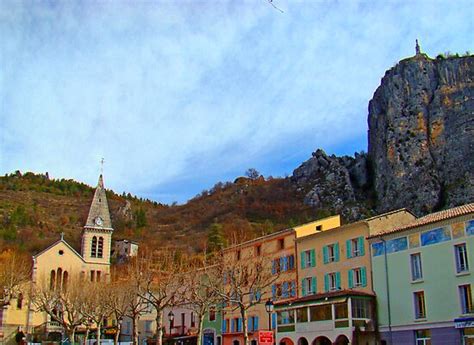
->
[455,317,474,345]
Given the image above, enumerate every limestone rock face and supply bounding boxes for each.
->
[368,55,474,215]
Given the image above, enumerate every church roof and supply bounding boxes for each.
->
[84,174,113,230]
[33,235,85,262]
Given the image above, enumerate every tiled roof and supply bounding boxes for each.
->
[368,203,474,239]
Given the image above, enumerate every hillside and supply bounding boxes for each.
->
[1,51,472,255]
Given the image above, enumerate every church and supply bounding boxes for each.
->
[0,174,114,344]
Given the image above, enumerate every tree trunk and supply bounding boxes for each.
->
[97,323,102,345]
[84,327,90,345]
[241,307,248,345]
[132,315,139,345]
[196,314,204,345]
[114,323,121,345]
[155,310,163,345]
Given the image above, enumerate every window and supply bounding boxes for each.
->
[91,236,97,257]
[349,267,367,288]
[288,255,295,270]
[347,237,365,258]
[209,306,216,321]
[455,243,469,273]
[236,250,241,260]
[325,272,340,291]
[459,284,473,314]
[255,245,261,256]
[222,319,229,333]
[414,291,426,319]
[301,249,315,269]
[296,307,308,323]
[90,270,95,282]
[415,329,431,345]
[248,316,259,332]
[309,304,331,321]
[411,253,423,281]
[323,243,339,263]
[145,321,152,333]
[316,225,322,231]
[352,298,371,318]
[301,277,316,296]
[98,237,104,258]
[17,293,23,309]
[96,270,101,282]
[277,310,294,325]
[50,270,56,290]
[191,312,196,327]
[278,238,285,250]
[334,302,348,319]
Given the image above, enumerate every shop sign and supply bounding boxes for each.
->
[455,317,474,328]
[258,331,273,345]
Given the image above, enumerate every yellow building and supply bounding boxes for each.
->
[0,175,114,345]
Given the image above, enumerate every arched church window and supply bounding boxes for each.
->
[91,236,97,257]
[63,271,68,292]
[98,237,104,258]
[56,268,62,291]
[50,270,56,290]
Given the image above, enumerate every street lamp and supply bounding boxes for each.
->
[265,299,274,330]
[168,311,174,336]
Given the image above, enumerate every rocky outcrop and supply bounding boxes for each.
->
[368,54,474,215]
[292,52,473,219]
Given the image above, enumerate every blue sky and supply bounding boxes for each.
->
[1,1,472,204]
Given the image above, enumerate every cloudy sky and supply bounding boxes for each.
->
[1,1,472,203]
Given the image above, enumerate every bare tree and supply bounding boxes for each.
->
[82,281,113,345]
[206,251,279,345]
[107,281,132,345]
[0,249,31,307]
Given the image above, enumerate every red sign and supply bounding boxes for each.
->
[258,331,273,345]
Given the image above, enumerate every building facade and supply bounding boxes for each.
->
[368,203,474,345]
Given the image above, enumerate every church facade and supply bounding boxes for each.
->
[0,175,114,345]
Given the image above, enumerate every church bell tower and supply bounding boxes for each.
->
[81,174,114,264]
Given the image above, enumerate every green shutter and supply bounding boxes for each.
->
[324,274,329,292]
[301,251,306,269]
[346,239,352,259]
[311,277,317,294]
[348,269,353,288]
[336,271,341,290]
[335,243,340,262]
[359,237,365,256]
[323,246,329,264]
[301,279,307,296]
[361,266,367,287]
[310,249,316,267]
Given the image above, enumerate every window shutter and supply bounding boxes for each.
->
[311,277,317,294]
[231,319,235,333]
[290,281,296,297]
[282,282,289,297]
[222,319,227,333]
[283,256,288,271]
[272,313,277,329]
[272,284,276,299]
[324,274,329,292]
[272,260,276,275]
[248,318,252,332]
[254,316,259,331]
[301,251,306,269]
[310,249,316,267]
[346,239,352,259]
[323,246,329,264]
[335,243,340,262]
[280,257,285,272]
[301,279,307,297]
[256,290,261,302]
[289,255,295,270]
[336,271,341,289]
[238,318,242,332]
[361,266,367,287]
[359,237,365,256]
[348,269,353,288]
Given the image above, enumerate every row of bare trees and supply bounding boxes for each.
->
[1,247,277,345]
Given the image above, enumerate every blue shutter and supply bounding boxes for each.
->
[248,317,252,332]
[272,313,277,329]
[254,316,259,331]
[230,319,235,333]
[324,274,329,292]
[282,282,289,297]
[348,269,353,288]
[222,319,227,333]
[359,237,365,256]
[335,243,340,262]
[283,256,288,271]
[272,284,276,299]
[310,249,316,267]
[238,318,242,332]
[336,271,341,290]
[272,260,276,275]
[255,289,261,302]
[301,279,307,296]
[290,281,296,297]
[300,251,306,269]
[361,266,367,287]
[289,255,295,270]
[311,277,317,294]
[346,239,352,259]
[323,246,329,264]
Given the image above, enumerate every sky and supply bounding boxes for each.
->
[1,1,472,204]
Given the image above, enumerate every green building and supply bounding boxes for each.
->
[368,203,474,345]
[202,306,222,345]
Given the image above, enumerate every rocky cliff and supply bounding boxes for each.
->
[293,52,474,219]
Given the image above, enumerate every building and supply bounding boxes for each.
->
[274,209,414,345]
[368,203,474,345]
[0,174,114,345]
[220,216,342,345]
[113,239,139,260]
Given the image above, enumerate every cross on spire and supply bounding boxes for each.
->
[100,158,105,175]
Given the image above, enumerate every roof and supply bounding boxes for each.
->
[274,289,375,307]
[368,203,474,239]
[84,174,113,230]
[33,235,85,262]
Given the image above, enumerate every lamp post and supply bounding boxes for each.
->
[265,299,274,331]
[168,311,174,337]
